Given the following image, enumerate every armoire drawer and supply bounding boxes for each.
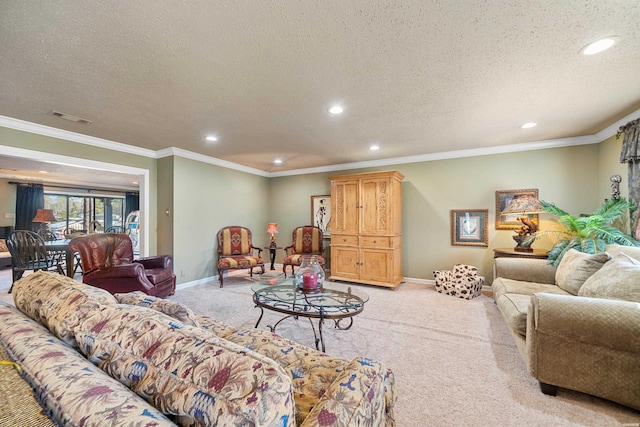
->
[360,236,391,247]
[332,235,359,246]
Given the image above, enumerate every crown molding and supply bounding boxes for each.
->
[268,135,598,177]
[595,108,640,142]
[156,147,269,177]
[0,115,157,158]
[3,107,640,179]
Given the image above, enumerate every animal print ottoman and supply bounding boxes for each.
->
[433,264,484,299]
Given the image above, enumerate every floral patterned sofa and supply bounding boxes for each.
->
[0,271,396,426]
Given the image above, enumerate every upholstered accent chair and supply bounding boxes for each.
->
[216,226,265,287]
[433,264,484,300]
[282,225,325,276]
[69,233,176,297]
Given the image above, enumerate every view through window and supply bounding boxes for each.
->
[45,193,125,238]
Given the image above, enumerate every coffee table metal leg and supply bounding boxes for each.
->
[254,306,265,328]
[335,317,354,330]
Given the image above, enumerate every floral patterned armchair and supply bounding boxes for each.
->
[282,225,325,276]
[216,226,265,287]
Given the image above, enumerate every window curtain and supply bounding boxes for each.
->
[125,192,139,216]
[15,183,44,231]
[617,117,640,236]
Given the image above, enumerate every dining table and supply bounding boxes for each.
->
[45,239,77,277]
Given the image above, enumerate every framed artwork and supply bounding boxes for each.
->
[311,195,331,236]
[451,209,488,246]
[495,189,539,230]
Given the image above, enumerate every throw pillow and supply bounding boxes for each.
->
[555,249,610,295]
[578,252,640,302]
[0,239,8,252]
[114,291,200,327]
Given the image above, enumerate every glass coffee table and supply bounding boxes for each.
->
[251,281,369,352]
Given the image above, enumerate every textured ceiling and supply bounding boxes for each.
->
[1,0,640,178]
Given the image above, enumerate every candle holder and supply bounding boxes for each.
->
[295,255,324,292]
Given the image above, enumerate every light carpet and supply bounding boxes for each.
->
[169,275,639,426]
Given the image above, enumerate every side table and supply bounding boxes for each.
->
[493,248,548,259]
[263,246,282,270]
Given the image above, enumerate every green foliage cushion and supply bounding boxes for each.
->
[555,249,610,295]
[578,252,640,302]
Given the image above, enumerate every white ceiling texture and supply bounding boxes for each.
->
[0,1,639,188]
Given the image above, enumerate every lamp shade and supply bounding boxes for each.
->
[266,223,278,235]
[501,195,543,216]
[32,208,57,223]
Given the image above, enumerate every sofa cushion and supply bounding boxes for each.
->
[496,293,532,336]
[75,303,295,426]
[555,249,610,295]
[115,291,200,327]
[225,328,348,425]
[492,277,569,301]
[0,303,176,427]
[578,252,640,302]
[12,271,118,347]
[605,244,640,262]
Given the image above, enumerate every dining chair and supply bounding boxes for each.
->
[105,225,125,233]
[6,230,64,293]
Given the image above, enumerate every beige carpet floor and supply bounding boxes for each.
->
[169,275,639,426]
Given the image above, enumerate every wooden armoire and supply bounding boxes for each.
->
[329,170,403,288]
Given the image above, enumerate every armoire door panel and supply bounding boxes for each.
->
[332,179,359,234]
[360,249,392,282]
[331,246,359,279]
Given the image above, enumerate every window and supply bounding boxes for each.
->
[44,193,126,238]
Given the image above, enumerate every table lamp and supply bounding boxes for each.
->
[500,195,543,252]
[267,223,278,248]
[32,208,57,238]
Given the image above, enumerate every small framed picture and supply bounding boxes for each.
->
[495,189,539,230]
[451,209,488,247]
[310,195,331,236]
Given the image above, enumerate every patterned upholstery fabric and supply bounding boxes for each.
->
[0,303,176,427]
[433,264,484,299]
[283,226,325,275]
[216,226,265,287]
[115,291,201,327]
[9,272,397,426]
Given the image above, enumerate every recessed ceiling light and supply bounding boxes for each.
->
[38,170,48,174]
[369,145,380,151]
[580,36,620,55]
[521,122,537,129]
[132,181,139,185]
[328,105,344,114]
[205,135,218,142]
[274,159,282,165]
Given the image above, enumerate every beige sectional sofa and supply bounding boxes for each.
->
[492,244,640,410]
[0,271,396,426]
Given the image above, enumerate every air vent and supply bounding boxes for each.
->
[48,110,92,124]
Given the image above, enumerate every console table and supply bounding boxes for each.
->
[493,248,549,259]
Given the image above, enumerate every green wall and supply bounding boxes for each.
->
[0,178,16,228]
[171,156,270,283]
[157,156,174,256]
[1,125,629,285]
[269,143,614,282]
